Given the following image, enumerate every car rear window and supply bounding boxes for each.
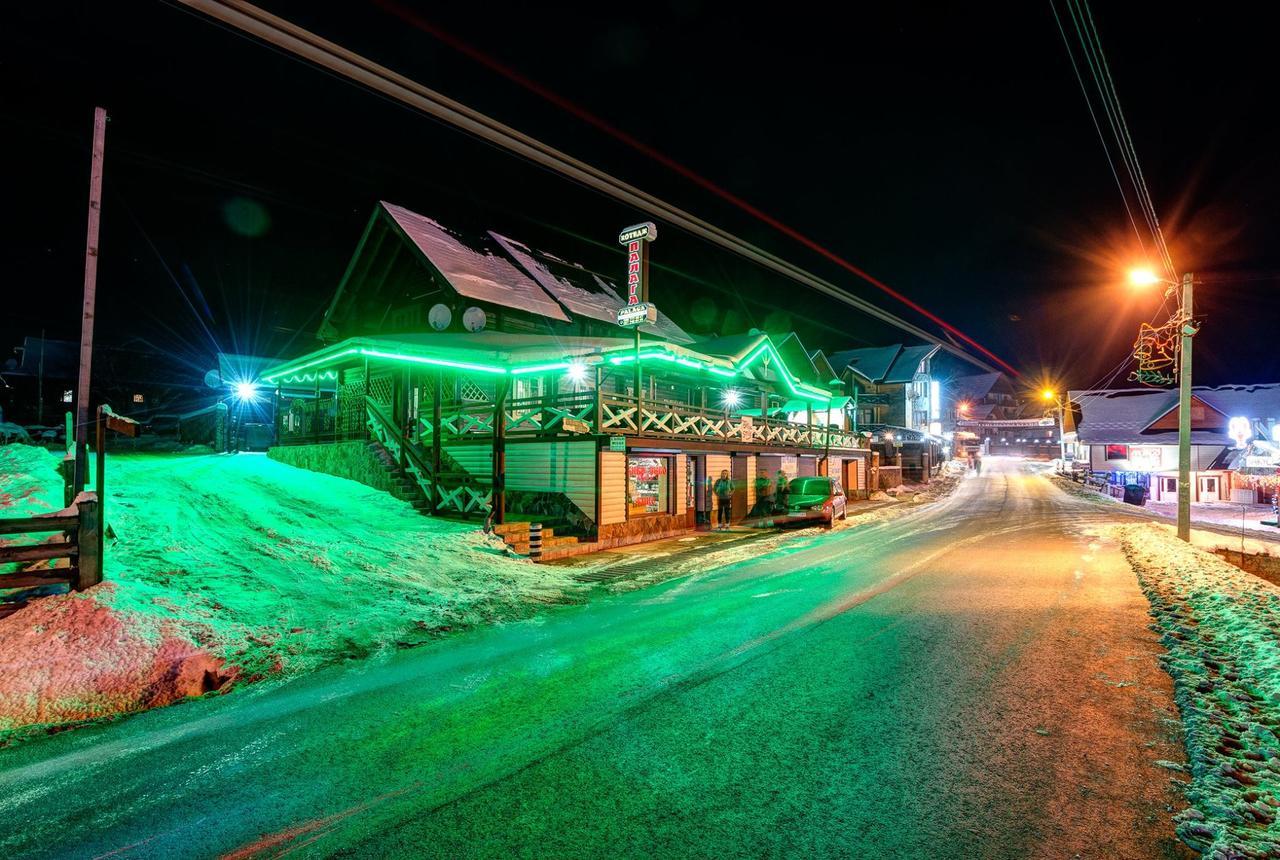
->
[789,477,832,495]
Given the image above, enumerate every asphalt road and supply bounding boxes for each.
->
[0,458,1192,859]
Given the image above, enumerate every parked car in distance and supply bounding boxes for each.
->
[784,476,847,525]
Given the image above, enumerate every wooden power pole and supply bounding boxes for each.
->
[74,106,108,492]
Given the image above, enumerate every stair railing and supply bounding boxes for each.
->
[367,398,437,510]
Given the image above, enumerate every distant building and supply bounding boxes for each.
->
[0,336,205,429]
[948,371,1059,458]
[827,343,943,434]
[1063,383,1280,503]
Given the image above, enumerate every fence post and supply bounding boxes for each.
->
[529,522,543,560]
[75,493,102,590]
[60,454,76,508]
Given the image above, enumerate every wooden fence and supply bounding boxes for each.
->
[0,492,101,593]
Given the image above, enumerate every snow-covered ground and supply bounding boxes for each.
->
[1144,498,1279,537]
[1111,523,1280,857]
[0,445,584,741]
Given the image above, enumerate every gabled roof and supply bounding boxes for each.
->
[773,333,821,388]
[489,231,693,344]
[809,349,841,386]
[950,372,1003,402]
[829,345,901,383]
[883,344,940,383]
[1067,383,1280,445]
[382,203,570,322]
[829,343,940,384]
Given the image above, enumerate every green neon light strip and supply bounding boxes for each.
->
[278,370,338,384]
[358,348,508,375]
[736,340,831,402]
[510,362,571,375]
[262,348,359,384]
[262,335,828,403]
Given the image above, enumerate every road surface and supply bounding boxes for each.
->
[0,458,1191,859]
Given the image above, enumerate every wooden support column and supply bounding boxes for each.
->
[432,368,442,513]
[492,376,508,525]
[593,366,603,434]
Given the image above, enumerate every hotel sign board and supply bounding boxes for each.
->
[617,221,657,328]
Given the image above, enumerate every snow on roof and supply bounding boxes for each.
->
[829,345,901,382]
[950,372,1003,402]
[809,349,841,386]
[489,232,693,344]
[381,203,569,323]
[693,332,768,359]
[828,343,939,384]
[883,344,940,383]
[1068,383,1280,444]
[773,333,821,387]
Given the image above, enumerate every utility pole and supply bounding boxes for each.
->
[74,107,108,493]
[37,329,46,426]
[1176,272,1195,542]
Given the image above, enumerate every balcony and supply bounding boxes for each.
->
[424,391,865,452]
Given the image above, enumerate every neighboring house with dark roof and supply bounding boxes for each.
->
[827,343,943,433]
[949,372,1022,422]
[1063,383,1280,502]
[319,201,694,345]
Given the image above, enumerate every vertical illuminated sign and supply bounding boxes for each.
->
[616,222,658,327]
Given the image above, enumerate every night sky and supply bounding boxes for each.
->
[3,1,1277,392]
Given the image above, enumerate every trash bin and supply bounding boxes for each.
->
[1123,483,1146,506]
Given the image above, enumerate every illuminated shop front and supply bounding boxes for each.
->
[258,201,873,557]
[1064,384,1280,503]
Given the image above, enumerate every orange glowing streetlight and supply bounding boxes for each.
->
[1040,388,1056,402]
[1127,267,1163,288]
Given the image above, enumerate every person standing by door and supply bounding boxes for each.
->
[713,470,734,530]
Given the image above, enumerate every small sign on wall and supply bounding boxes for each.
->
[608,435,627,452]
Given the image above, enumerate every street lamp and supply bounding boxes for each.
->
[1127,267,1162,288]
[1130,267,1197,541]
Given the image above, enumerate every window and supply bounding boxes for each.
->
[628,456,672,516]
[1105,444,1128,461]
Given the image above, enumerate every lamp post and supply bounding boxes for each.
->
[1130,268,1196,542]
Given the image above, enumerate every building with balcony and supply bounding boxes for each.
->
[827,343,942,434]
[260,202,874,553]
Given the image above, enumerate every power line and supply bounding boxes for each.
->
[1048,0,1150,262]
[1053,0,1175,280]
[170,0,1014,376]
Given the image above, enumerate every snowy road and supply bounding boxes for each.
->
[0,458,1192,858]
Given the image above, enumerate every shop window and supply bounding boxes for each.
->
[628,455,672,516]
[1105,444,1128,461]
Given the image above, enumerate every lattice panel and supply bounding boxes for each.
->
[459,377,488,404]
[337,378,366,438]
[368,373,394,408]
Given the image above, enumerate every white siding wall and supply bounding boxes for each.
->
[443,444,492,478]
[600,451,627,525]
[674,454,689,513]
[505,441,597,522]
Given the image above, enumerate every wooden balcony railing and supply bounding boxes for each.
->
[413,390,863,451]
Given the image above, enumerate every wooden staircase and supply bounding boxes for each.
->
[366,440,432,513]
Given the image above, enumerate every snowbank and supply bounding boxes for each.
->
[1113,523,1280,857]
[0,447,585,741]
